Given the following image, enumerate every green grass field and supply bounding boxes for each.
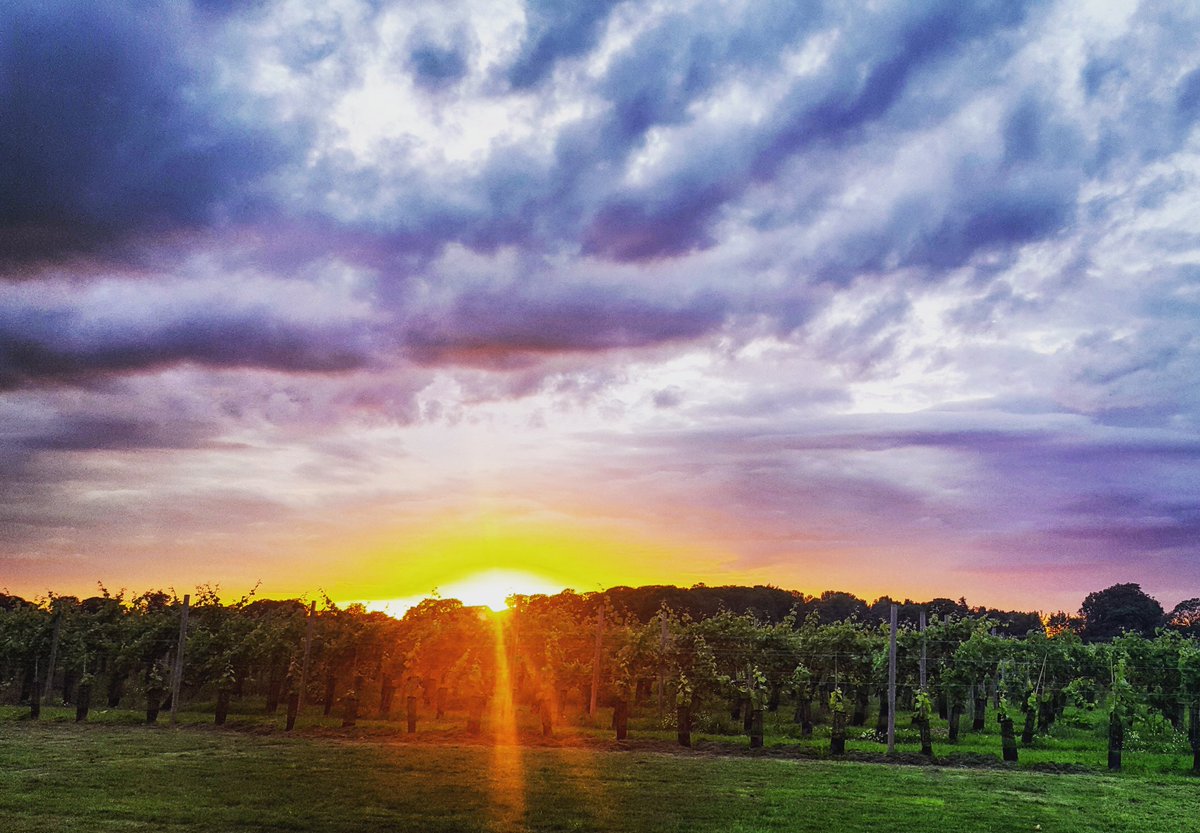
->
[1,707,1197,832]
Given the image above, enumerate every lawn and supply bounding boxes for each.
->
[0,716,1196,833]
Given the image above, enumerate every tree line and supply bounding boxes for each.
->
[1,581,1198,771]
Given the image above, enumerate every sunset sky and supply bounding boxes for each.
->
[3,0,1199,613]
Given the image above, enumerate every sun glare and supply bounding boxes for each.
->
[441,569,563,612]
[356,568,564,615]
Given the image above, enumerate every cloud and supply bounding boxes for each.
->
[506,0,625,89]
[0,0,286,265]
[7,413,217,454]
[2,0,1200,608]
[0,275,376,389]
[407,26,474,91]
[402,286,729,366]
[580,0,1044,263]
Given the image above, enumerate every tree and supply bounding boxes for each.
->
[1167,598,1200,638]
[1044,610,1082,638]
[811,591,869,624]
[1078,584,1164,642]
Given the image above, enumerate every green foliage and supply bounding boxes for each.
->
[0,581,1196,775]
[741,665,769,710]
[828,687,847,714]
[788,663,813,699]
[1108,657,1138,725]
[913,688,933,721]
[1061,677,1096,709]
[1179,640,1200,698]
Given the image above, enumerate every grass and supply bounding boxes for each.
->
[5,697,1194,775]
[1,708,1197,832]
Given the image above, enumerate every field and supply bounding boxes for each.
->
[1,705,1197,833]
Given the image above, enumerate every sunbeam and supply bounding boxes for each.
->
[488,614,526,831]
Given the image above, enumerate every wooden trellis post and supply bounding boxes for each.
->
[170,594,190,725]
[887,603,897,754]
[589,608,604,717]
[299,600,316,709]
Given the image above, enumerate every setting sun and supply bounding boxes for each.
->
[332,515,731,615]
[356,568,565,615]
[439,569,564,611]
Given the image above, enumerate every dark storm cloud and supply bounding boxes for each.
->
[279,0,1194,306]
[754,0,1035,176]
[0,300,373,390]
[6,0,1193,292]
[582,0,1043,262]
[403,287,728,365]
[7,414,218,453]
[307,0,1051,267]
[0,0,1195,390]
[593,3,824,153]
[506,0,626,89]
[407,27,473,91]
[0,0,285,264]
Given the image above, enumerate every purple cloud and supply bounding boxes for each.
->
[403,287,728,366]
[0,0,286,265]
[506,0,626,89]
[1,0,1199,609]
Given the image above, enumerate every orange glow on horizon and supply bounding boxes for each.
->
[356,569,564,615]
[331,513,736,608]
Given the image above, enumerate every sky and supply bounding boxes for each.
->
[2,0,1199,614]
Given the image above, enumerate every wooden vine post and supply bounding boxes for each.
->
[299,601,316,710]
[589,607,604,717]
[41,605,63,705]
[918,609,927,690]
[658,614,669,723]
[169,594,190,725]
[887,603,897,755]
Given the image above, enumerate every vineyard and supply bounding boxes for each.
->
[2,584,1200,776]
